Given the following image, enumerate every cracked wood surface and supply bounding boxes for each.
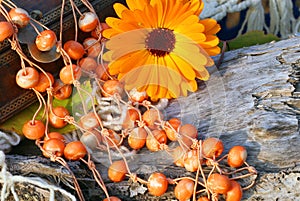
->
[2,37,300,200]
[166,36,300,200]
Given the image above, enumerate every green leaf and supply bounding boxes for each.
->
[0,102,42,135]
[0,79,94,136]
[221,31,280,51]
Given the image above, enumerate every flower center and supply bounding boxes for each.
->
[145,28,175,57]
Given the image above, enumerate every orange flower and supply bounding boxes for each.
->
[103,0,221,101]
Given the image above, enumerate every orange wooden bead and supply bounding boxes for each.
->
[52,79,72,100]
[202,137,224,159]
[79,57,98,72]
[44,132,65,142]
[64,141,87,160]
[102,80,124,97]
[227,146,247,168]
[35,30,57,51]
[0,21,14,42]
[207,173,232,194]
[147,172,168,196]
[103,196,121,201]
[9,8,30,28]
[49,106,69,128]
[83,37,101,58]
[79,12,98,32]
[59,64,82,85]
[16,67,39,89]
[63,40,85,60]
[226,180,243,201]
[43,138,65,158]
[34,72,54,92]
[128,127,148,150]
[108,160,128,182]
[174,179,194,201]
[22,120,45,140]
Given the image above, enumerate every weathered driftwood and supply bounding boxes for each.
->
[3,36,300,200]
[166,36,300,201]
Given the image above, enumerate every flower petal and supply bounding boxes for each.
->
[173,39,209,69]
[119,54,155,88]
[176,23,205,35]
[162,0,191,29]
[144,4,159,27]
[195,67,210,81]
[167,10,194,30]
[199,35,220,48]
[106,29,148,60]
[156,86,168,100]
[203,46,221,56]
[175,31,205,45]
[163,55,185,97]
[163,58,182,85]
[126,0,149,10]
[102,28,120,38]
[105,17,124,33]
[188,79,198,91]
[179,0,204,15]
[179,81,189,96]
[120,50,149,73]
[152,0,164,28]
[200,19,221,34]
[113,3,128,18]
[168,54,196,80]
[183,32,206,43]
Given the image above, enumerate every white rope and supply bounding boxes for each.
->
[0,131,21,153]
[0,151,76,201]
[201,0,239,21]
[269,0,296,38]
[201,0,299,38]
[201,0,262,20]
[237,0,265,36]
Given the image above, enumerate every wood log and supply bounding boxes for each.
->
[2,36,300,200]
[166,36,300,200]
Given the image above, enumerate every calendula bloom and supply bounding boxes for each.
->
[103,0,221,100]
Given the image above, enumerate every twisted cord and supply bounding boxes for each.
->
[237,0,265,36]
[0,131,21,153]
[269,0,296,38]
[0,151,76,201]
[201,0,298,38]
